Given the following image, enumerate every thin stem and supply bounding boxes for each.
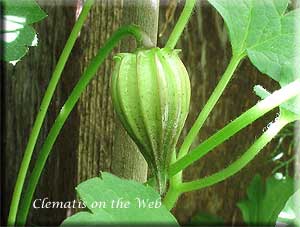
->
[169,79,300,176]
[177,54,245,160]
[163,0,197,207]
[16,25,151,226]
[178,110,296,193]
[7,1,94,225]
[271,156,295,175]
[165,0,197,49]
[163,151,182,210]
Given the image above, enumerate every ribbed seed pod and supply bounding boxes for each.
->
[111,48,191,194]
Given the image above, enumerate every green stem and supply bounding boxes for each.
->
[178,110,296,193]
[165,0,197,49]
[162,0,197,207]
[7,1,94,225]
[16,25,151,226]
[163,151,182,210]
[163,183,181,210]
[271,156,295,175]
[169,79,300,176]
[177,54,244,160]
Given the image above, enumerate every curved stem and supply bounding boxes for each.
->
[7,1,95,225]
[163,184,181,210]
[178,111,295,193]
[169,79,300,176]
[165,0,197,49]
[163,151,182,210]
[16,25,150,226]
[177,54,244,160]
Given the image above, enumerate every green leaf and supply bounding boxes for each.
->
[61,172,178,226]
[190,212,224,226]
[208,0,300,116]
[1,0,47,63]
[237,174,294,225]
[277,189,300,226]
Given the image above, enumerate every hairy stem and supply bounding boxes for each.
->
[169,79,300,176]
[7,1,95,225]
[178,109,297,193]
[16,25,151,226]
[178,54,244,160]
[165,0,197,49]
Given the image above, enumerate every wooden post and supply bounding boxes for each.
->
[111,0,160,182]
[76,1,159,186]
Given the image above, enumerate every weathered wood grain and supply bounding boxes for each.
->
[4,1,80,225]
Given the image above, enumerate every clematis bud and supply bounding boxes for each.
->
[111,48,191,193]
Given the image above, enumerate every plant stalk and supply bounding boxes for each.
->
[163,183,181,210]
[7,1,94,225]
[177,54,244,160]
[165,0,197,49]
[16,25,152,226]
[178,109,297,193]
[169,79,300,176]
[163,151,182,210]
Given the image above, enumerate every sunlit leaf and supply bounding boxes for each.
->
[1,0,47,63]
[61,172,178,226]
[208,0,300,116]
[277,189,300,226]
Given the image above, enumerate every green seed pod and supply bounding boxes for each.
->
[111,47,191,193]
